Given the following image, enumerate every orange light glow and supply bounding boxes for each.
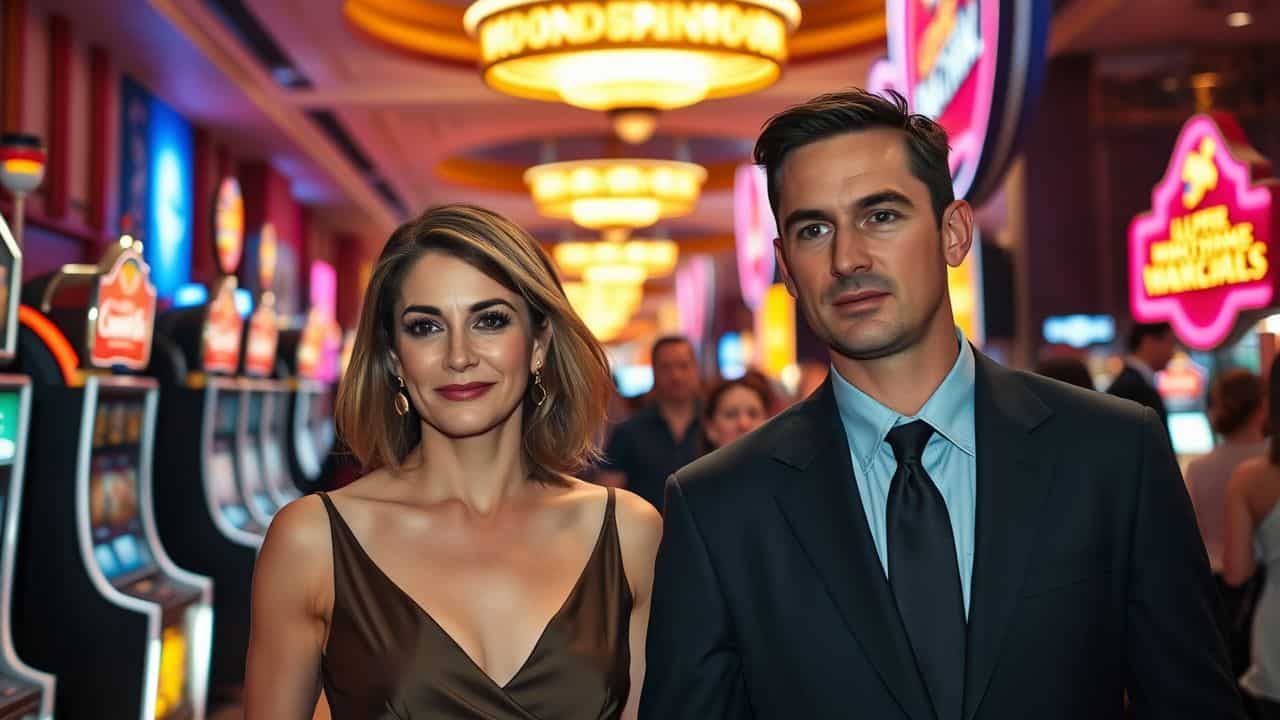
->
[19,305,79,385]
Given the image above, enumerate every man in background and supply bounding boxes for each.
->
[598,336,702,511]
[1108,322,1176,431]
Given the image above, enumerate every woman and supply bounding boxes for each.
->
[245,205,662,719]
[1188,369,1267,574]
[702,377,770,451]
[1226,360,1280,718]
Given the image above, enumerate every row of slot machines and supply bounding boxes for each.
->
[0,223,339,719]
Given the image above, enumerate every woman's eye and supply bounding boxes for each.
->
[403,319,440,337]
[474,311,512,331]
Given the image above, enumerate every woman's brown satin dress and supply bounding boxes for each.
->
[316,488,632,719]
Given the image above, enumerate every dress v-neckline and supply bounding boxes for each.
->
[322,491,613,692]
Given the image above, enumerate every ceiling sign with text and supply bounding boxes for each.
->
[1129,113,1279,351]
[867,0,1049,206]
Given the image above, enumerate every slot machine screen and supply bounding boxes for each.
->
[209,440,250,530]
[243,393,274,517]
[89,399,155,583]
[0,389,19,465]
[215,391,238,437]
[308,389,335,458]
[0,390,19,520]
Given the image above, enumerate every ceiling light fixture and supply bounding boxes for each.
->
[553,238,680,279]
[525,158,707,231]
[463,0,801,141]
[1226,11,1253,27]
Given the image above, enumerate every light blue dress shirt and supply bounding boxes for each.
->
[830,330,977,615]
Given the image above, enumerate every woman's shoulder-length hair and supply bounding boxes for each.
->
[334,203,612,482]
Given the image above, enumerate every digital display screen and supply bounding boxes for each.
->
[1170,411,1215,457]
[93,399,144,449]
[209,443,250,529]
[247,391,263,433]
[0,391,20,465]
[309,390,335,455]
[89,451,154,581]
[215,392,239,436]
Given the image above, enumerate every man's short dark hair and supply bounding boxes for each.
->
[651,335,693,364]
[1128,322,1173,352]
[753,88,954,228]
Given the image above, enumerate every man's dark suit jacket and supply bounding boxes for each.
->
[639,352,1242,720]
[1107,365,1170,428]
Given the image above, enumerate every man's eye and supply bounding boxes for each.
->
[869,210,899,224]
[799,224,831,240]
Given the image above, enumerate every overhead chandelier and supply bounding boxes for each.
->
[553,237,679,280]
[525,158,706,231]
[563,278,645,342]
[463,0,802,142]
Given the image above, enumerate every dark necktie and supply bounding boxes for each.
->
[885,420,965,720]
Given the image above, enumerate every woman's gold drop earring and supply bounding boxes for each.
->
[394,375,411,417]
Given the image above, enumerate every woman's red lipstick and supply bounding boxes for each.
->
[435,382,495,401]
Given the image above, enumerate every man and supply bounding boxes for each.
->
[1108,322,1176,429]
[640,90,1242,719]
[599,336,702,511]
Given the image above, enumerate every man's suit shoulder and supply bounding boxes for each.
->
[668,398,811,502]
[1014,365,1154,430]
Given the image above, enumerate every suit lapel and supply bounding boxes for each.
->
[962,354,1055,720]
[774,380,935,720]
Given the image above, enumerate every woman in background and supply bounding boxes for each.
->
[245,204,661,720]
[1188,368,1267,677]
[702,378,770,451]
[1225,360,1280,718]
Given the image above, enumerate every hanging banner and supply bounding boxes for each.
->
[1129,113,1279,351]
[867,0,1050,206]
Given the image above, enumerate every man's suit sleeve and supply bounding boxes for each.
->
[1125,407,1245,718]
[639,475,751,719]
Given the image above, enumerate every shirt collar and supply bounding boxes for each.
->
[831,329,977,471]
[1126,356,1157,386]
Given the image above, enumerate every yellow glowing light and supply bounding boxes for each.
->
[155,625,188,718]
[526,158,706,231]
[2,158,44,176]
[462,0,801,113]
[755,283,795,377]
[584,263,647,285]
[563,279,644,341]
[553,238,679,278]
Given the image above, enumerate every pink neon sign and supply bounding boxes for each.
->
[1129,113,1278,351]
[868,0,1048,205]
[734,164,776,311]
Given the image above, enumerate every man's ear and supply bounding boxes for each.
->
[774,237,798,299]
[941,200,975,268]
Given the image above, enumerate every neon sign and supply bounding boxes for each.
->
[1129,113,1278,351]
[868,0,1049,205]
[734,164,776,311]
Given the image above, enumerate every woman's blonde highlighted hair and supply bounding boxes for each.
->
[335,204,612,481]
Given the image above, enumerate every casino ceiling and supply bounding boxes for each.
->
[41,0,1280,254]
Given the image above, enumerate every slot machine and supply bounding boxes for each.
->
[278,306,339,493]
[13,237,213,720]
[0,212,55,719]
[236,224,296,525]
[149,192,262,698]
